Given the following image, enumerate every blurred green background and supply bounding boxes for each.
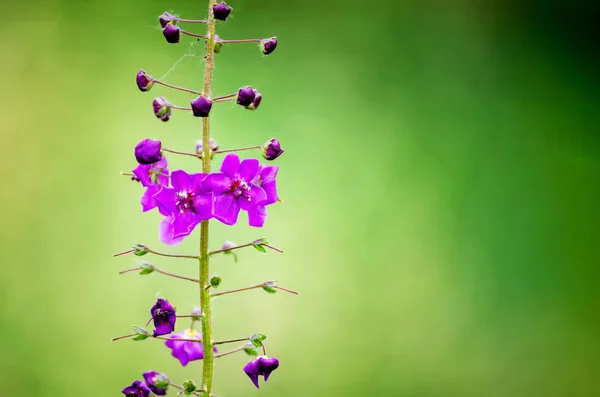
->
[1,0,599,396]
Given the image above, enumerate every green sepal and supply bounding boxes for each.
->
[133,243,149,256]
[252,244,267,253]
[243,347,258,356]
[250,333,267,347]
[210,275,222,288]
[183,380,197,395]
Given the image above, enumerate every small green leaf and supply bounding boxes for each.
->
[133,333,149,341]
[243,347,258,356]
[139,267,154,275]
[252,244,267,253]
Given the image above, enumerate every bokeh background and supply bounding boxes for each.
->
[1,0,599,396]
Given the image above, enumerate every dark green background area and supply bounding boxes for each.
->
[1,0,598,396]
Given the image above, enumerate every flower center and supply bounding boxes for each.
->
[230,178,251,201]
[175,190,195,213]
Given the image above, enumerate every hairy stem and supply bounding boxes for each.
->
[199,1,217,396]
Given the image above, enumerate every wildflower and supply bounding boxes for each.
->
[247,164,279,227]
[191,96,213,117]
[260,37,277,55]
[150,298,176,337]
[153,170,213,243]
[153,97,172,121]
[132,157,170,212]
[246,89,262,110]
[135,139,162,165]
[165,329,217,367]
[261,138,283,160]
[159,12,176,28]
[236,86,256,107]
[122,380,150,397]
[162,23,180,43]
[243,356,279,388]
[213,2,232,21]
[136,70,154,92]
[142,371,169,396]
[201,153,267,226]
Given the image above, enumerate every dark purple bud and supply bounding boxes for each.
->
[136,70,154,92]
[135,139,163,165]
[243,356,280,388]
[162,23,180,44]
[213,2,232,21]
[122,380,150,397]
[261,138,284,161]
[195,138,219,154]
[159,12,177,28]
[152,96,172,122]
[150,298,176,337]
[245,89,262,110]
[236,86,256,107]
[191,96,213,117]
[260,37,277,55]
[142,371,169,396]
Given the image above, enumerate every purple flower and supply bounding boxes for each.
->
[150,298,176,337]
[261,138,284,161]
[246,89,262,110]
[158,217,184,246]
[133,157,170,212]
[162,23,180,44]
[236,86,256,107]
[213,2,232,21]
[153,170,213,243]
[153,97,172,122]
[136,70,154,92]
[191,96,213,117]
[142,371,169,396]
[247,164,279,227]
[159,12,176,28]
[243,356,280,388]
[260,37,277,55]
[135,139,162,165]
[165,329,217,367]
[201,154,267,226]
[122,380,150,397]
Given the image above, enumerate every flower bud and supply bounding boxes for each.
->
[122,380,151,397]
[195,138,219,155]
[136,70,154,92]
[152,96,172,122]
[214,35,223,53]
[213,2,232,21]
[246,90,262,110]
[260,37,277,55]
[135,139,163,165]
[159,11,177,28]
[143,371,169,396]
[261,138,284,160]
[190,96,213,117]
[162,23,180,44]
[236,86,256,107]
[210,274,222,288]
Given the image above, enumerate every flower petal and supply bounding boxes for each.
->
[239,158,259,182]
[220,153,240,177]
[201,173,231,194]
[248,205,268,227]
[153,187,177,216]
[183,340,205,361]
[159,217,184,245]
[141,186,159,212]
[193,193,214,220]
[133,164,152,187]
[243,360,261,388]
[170,170,192,190]
[213,194,240,225]
[172,211,200,238]
[239,186,266,211]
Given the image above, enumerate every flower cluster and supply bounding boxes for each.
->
[117,2,291,396]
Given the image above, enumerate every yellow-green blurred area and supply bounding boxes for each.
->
[1,0,599,395]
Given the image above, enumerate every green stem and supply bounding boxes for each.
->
[199,1,217,396]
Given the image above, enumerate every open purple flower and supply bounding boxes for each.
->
[191,96,213,117]
[159,11,176,28]
[260,37,277,55]
[236,86,256,107]
[246,164,279,227]
[142,371,169,396]
[135,139,162,165]
[136,70,154,92]
[133,157,170,212]
[153,170,213,243]
[150,298,176,337]
[243,356,279,388]
[213,2,232,21]
[122,380,150,397]
[201,153,267,226]
[165,329,217,367]
[162,23,180,43]
[153,97,172,121]
[261,138,283,160]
